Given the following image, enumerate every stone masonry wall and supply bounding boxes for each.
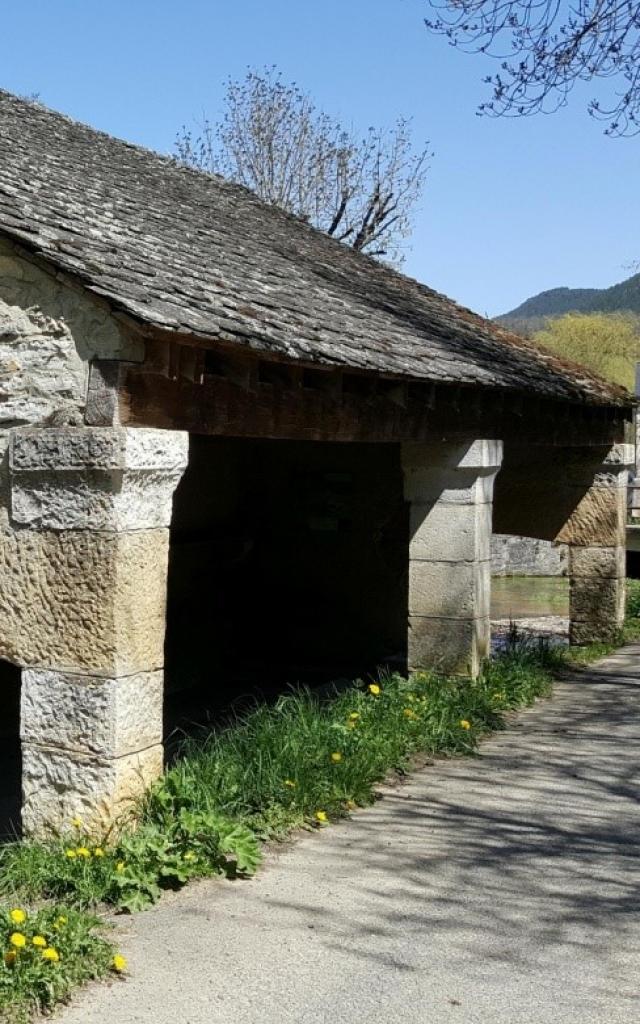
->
[0,241,182,833]
[491,534,568,576]
[0,237,142,430]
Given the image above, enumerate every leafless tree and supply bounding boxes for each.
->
[424,0,640,135]
[175,68,431,263]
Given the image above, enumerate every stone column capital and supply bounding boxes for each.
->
[402,439,503,505]
[402,439,503,474]
[8,426,188,530]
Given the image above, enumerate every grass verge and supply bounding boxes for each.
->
[0,906,118,1024]
[1,582,639,1017]
[0,640,560,914]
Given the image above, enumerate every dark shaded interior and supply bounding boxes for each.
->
[627,550,640,579]
[0,660,22,840]
[164,436,408,735]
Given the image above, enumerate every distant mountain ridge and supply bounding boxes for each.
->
[498,272,640,333]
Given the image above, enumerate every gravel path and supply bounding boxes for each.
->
[58,645,640,1024]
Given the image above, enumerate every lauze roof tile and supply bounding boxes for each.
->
[0,90,630,408]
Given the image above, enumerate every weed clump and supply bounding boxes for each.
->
[0,906,116,1023]
[144,644,555,839]
[0,631,600,1017]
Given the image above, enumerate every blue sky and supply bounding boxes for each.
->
[2,0,638,315]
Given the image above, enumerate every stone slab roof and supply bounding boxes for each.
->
[0,91,630,407]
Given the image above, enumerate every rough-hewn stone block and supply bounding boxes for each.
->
[410,502,492,561]
[409,559,490,619]
[402,440,502,504]
[408,615,490,677]
[403,468,497,506]
[11,467,185,530]
[403,439,503,473]
[10,426,188,473]
[569,619,623,646]
[9,427,188,530]
[21,743,163,836]
[21,669,163,757]
[557,487,626,547]
[0,527,169,674]
[568,546,625,579]
[569,576,625,624]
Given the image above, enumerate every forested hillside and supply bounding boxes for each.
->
[499,273,640,334]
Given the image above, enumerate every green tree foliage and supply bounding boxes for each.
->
[532,312,640,390]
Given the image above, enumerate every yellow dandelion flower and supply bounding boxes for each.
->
[9,909,26,925]
[56,916,67,927]
[9,933,26,949]
[32,936,47,948]
[76,846,91,858]
[348,712,360,721]
[112,953,127,973]
[41,947,60,962]
[71,817,83,829]
[403,708,416,719]
[65,849,77,859]
[3,950,16,966]
[283,779,296,788]
[459,719,471,731]
[330,752,343,763]
[116,860,126,873]
[94,847,105,858]
[315,810,328,823]
[368,684,381,696]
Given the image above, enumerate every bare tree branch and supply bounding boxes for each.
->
[175,67,431,264]
[424,0,640,135]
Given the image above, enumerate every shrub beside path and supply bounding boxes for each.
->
[57,645,640,1024]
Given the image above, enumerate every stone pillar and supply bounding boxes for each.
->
[2,426,188,835]
[402,440,503,677]
[557,444,634,645]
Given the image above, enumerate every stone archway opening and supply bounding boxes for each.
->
[0,659,22,840]
[163,435,409,736]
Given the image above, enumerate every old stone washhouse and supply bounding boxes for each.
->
[0,91,634,836]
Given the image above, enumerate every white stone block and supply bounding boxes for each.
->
[402,439,503,473]
[21,668,163,757]
[10,427,188,472]
[21,743,163,836]
[409,560,490,619]
[9,427,188,530]
[11,468,184,530]
[403,467,497,505]
[408,615,490,677]
[402,440,502,503]
[410,502,492,562]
